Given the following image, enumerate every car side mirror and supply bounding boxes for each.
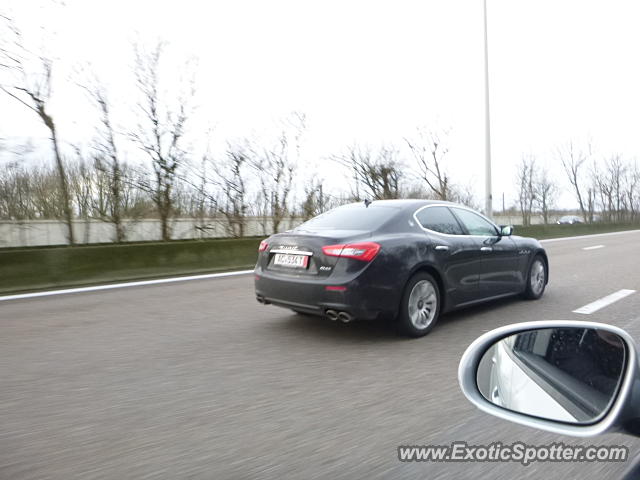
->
[458,321,640,437]
[499,225,513,236]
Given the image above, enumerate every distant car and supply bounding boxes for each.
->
[557,215,583,224]
[254,200,549,337]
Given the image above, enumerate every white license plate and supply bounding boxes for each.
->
[273,253,309,268]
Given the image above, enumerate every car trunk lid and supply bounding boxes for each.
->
[261,229,370,278]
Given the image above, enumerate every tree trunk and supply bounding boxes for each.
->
[50,127,75,245]
[111,163,125,242]
[160,209,170,241]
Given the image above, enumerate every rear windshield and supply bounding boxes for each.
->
[298,205,399,231]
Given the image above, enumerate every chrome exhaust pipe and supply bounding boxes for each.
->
[256,295,270,305]
[338,312,353,323]
[326,309,339,321]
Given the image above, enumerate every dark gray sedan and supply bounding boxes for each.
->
[254,200,548,337]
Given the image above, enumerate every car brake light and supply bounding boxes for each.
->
[325,286,347,291]
[258,240,269,252]
[322,242,380,262]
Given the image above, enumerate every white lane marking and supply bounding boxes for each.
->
[540,229,640,243]
[582,245,605,250]
[0,270,254,302]
[573,289,636,314]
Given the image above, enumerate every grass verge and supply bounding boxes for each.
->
[514,222,640,240]
[1,223,639,296]
[0,237,261,295]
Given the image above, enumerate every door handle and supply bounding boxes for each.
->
[434,245,449,251]
[480,246,493,252]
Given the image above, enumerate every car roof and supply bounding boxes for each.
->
[341,199,463,211]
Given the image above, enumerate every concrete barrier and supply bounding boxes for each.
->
[0,214,563,247]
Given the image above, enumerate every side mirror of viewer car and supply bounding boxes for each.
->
[458,321,640,438]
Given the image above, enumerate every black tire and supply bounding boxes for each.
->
[397,272,441,338]
[523,255,547,300]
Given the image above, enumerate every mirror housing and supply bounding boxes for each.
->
[458,320,640,438]
[499,225,513,236]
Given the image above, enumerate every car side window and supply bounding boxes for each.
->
[452,208,498,236]
[415,206,464,235]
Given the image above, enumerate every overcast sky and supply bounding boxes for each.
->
[2,0,640,209]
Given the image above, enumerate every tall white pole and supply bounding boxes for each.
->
[483,0,492,218]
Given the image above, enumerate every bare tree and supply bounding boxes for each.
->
[334,144,403,201]
[534,167,557,224]
[118,165,155,220]
[35,167,65,218]
[557,141,590,223]
[67,153,94,242]
[300,177,329,220]
[591,162,610,222]
[82,80,128,241]
[591,155,639,223]
[623,161,640,221]
[610,157,626,221]
[253,136,295,234]
[0,161,35,219]
[187,155,219,238]
[405,128,451,200]
[516,156,536,226]
[179,135,251,238]
[0,15,75,243]
[214,142,250,237]
[252,190,271,236]
[251,113,306,234]
[449,182,480,210]
[130,42,195,241]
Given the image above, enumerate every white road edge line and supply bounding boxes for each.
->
[0,270,254,303]
[540,229,640,243]
[573,289,636,315]
[582,245,605,250]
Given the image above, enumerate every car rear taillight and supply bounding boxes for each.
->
[258,240,269,252]
[322,242,380,262]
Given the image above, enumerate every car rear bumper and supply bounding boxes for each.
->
[254,268,397,321]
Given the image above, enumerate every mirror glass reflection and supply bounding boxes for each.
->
[477,327,626,423]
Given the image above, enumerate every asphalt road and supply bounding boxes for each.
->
[2,231,640,480]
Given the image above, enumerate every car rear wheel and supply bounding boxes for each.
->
[398,272,441,337]
[523,255,547,300]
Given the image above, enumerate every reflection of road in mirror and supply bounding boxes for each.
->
[476,328,626,424]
